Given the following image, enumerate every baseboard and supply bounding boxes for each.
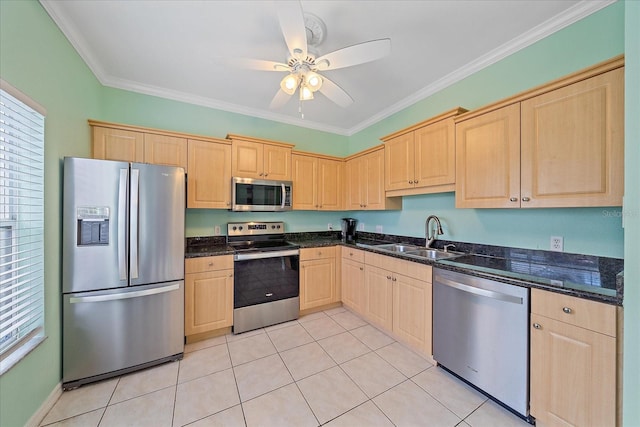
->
[25,382,62,427]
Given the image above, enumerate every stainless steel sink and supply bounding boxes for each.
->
[404,248,462,260]
[372,243,421,253]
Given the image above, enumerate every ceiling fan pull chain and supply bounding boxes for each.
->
[298,99,304,119]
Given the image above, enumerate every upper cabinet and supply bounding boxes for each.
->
[292,152,343,210]
[91,123,187,170]
[455,57,624,208]
[187,139,232,209]
[228,135,293,181]
[345,146,401,211]
[382,107,466,197]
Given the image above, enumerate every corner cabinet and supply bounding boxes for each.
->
[184,256,234,339]
[187,139,232,209]
[530,289,619,427]
[299,247,338,311]
[345,146,401,211]
[382,107,466,197]
[228,135,293,181]
[455,58,624,208]
[292,152,343,210]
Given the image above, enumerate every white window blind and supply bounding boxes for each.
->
[0,84,45,374]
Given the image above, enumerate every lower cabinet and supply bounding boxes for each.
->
[530,289,618,427]
[184,255,234,337]
[341,247,366,314]
[300,247,338,310]
[364,265,394,331]
[392,271,432,356]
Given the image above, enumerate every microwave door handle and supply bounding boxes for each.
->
[118,168,128,281]
[281,183,286,209]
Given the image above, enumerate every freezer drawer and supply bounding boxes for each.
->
[62,281,184,388]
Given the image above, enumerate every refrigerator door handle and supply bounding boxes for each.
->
[69,283,181,304]
[118,169,128,281]
[130,168,140,279]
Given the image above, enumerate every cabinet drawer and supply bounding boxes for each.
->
[300,246,336,261]
[342,247,365,263]
[531,288,616,337]
[185,255,234,274]
[365,252,432,282]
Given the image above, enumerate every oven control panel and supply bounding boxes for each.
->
[227,221,285,237]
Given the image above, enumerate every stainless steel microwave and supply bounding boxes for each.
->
[231,177,293,212]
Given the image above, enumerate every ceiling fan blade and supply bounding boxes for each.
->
[269,89,293,109]
[315,38,391,71]
[319,76,353,108]
[277,1,307,59]
[220,58,289,72]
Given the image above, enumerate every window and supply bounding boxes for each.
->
[0,80,46,375]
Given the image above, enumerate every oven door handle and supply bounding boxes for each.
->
[234,249,300,261]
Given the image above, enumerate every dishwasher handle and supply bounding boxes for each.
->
[435,276,523,305]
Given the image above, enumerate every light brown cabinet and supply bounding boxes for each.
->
[455,62,624,208]
[92,125,187,169]
[382,107,465,197]
[299,247,338,311]
[184,256,234,337]
[341,248,366,314]
[187,139,232,209]
[530,289,618,427]
[292,152,343,210]
[364,265,393,331]
[229,135,293,181]
[345,146,401,211]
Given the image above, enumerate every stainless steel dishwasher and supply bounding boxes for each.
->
[433,268,531,421]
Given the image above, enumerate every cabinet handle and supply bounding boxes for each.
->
[229,273,233,278]
[409,180,413,184]
[392,277,397,282]
[386,275,392,280]
[562,307,572,314]
[522,197,531,202]
[226,202,231,206]
[264,173,269,177]
[208,262,214,267]
[359,267,363,271]
[259,173,264,176]
[510,197,518,202]
[414,180,418,184]
[349,253,353,256]
[533,323,542,329]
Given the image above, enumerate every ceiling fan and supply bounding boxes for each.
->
[228,1,391,109]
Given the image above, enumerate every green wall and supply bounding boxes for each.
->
[623,1,640,425]
[0,1,103,426]
[0,1,637,426]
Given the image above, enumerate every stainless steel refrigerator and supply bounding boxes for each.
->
[62,157,185,389]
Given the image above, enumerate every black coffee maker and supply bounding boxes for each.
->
[341,218,358,242]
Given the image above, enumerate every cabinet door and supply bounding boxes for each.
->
[232,140,263,179]
[300,258,336,310]
[317,158,342,210]
[364,149,386,210]
[185,269,234,335]
[520,68,624,208]
[384,133,415,191]
[455,104,521,208]
[530,314,616,427]
[345,156,365,210]
[144,134,187,169]
[263,144,292,180]
[414,118,456,188]
[341,258,366,315]
[364,265,393,330]
[292,154,318,210]
[93,127,144,162]
[392,273,431,355]
[187,140,232,209]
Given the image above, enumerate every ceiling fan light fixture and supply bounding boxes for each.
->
[299,84,314,101]
[280,73,299,95]
[305,72,323,92]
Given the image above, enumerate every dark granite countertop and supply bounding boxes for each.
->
[185,231,623,305]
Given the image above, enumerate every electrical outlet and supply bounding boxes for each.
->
[376,225,383,233]
[214,225,221,236]
[550,236,563,252]
[327,223,333,230]
[358,223,365,231]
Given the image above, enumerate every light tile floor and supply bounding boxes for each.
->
[40,307,532,427]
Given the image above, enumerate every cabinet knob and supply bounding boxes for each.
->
[264,173,268,177]
[259,173,264,176]
[522,197,531,202]
[414,180,418,184]
[226,202,231,206]
[392,277,397,282]
[349,253,353,256]
[533,323,542,329]
[208,262,214,267]
[562,307,573,314]
[510,197,518,202]
[386,275,392,280]
[409,180,413,184]
[359,267,364,271]
[229,273,233,278]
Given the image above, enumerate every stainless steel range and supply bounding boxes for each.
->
[228,221,300,333]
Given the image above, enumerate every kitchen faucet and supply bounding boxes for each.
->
[425,215,443,248]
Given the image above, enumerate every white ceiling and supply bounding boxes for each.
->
[40,0,612,136]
